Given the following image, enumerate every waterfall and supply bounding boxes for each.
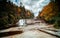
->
[16,19,26,27]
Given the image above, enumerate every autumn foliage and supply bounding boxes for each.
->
[39,2,56,20]
[38,0,60,28]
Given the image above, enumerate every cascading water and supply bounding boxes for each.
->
[16,19,26,27]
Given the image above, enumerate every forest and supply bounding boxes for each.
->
[0,0,60,29]
[0,0,34,29]
[38,0,60,28]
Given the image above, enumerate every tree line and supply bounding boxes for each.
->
[0,0,34,29]
[38,0,60,29]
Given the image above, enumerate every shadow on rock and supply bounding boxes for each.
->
[0,31,23,37]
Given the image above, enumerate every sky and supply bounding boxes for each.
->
[10,0,50,17]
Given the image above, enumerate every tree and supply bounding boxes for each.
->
[25,10,34,19]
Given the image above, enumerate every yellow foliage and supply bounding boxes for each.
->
[39,2,57,21]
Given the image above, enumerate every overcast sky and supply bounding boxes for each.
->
[10,0,50,17]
